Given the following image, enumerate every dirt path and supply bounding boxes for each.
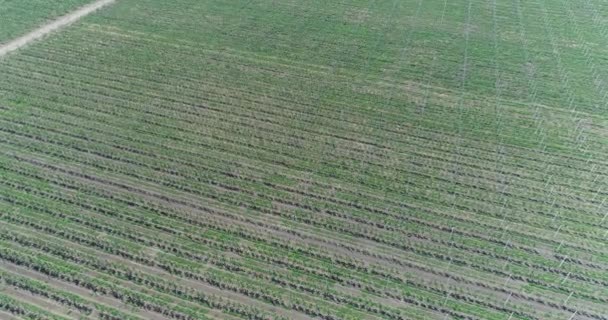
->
[0,0,116,57]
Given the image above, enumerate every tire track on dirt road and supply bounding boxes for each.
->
[0,0,116,57]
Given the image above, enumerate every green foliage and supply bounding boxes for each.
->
[0,0,92,43]
[0,0,607,319]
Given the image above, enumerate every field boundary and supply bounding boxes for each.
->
[0,0,116,57]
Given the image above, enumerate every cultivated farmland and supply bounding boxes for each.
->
[0,0,93,44]
[0,0,607,319]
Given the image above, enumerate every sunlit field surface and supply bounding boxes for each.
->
[0,0,92,43]
[0,0,607,319]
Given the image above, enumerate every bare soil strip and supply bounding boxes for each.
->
[0,0,116,57]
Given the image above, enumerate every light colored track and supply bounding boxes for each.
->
[0,0,116,57]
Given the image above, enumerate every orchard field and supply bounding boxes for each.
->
[0,0,608,319]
